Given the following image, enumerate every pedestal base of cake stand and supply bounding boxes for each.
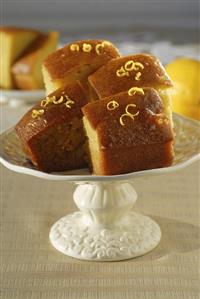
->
[49,181,161,261]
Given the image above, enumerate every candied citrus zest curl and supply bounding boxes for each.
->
[107,100,119,110]
[128,87,144,96]
[70,44,79,51]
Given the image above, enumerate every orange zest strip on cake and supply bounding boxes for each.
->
[135,72,142,80]
[70,44,80,51]
[82,43,92,52]
[119,104,139,126]
[65,97,75,108]
[95,43,104,55]
[52,96,64,104]
[116,66,129,77]
[128,87,144,96]
[40,95,74,108]
[116,60,144,78]
[31,109,44,119]
[106,100,119,110]
[102,41,111,46]
[124,60,144,71]
[69,41,113,55]
[41,96,52,107]
[95,41,112,55]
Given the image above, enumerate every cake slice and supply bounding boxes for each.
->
[0,26,39,89]
[88,54,173,125]
[15,81,88,172]
[12,31,58,90]
[82,87,174,175]
[42,40,120,95]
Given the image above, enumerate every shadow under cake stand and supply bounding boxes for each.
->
[1,113,200,261]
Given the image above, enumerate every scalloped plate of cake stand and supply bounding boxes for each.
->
[0,113,200,261]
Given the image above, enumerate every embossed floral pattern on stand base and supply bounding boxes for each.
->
[49,211,161,261]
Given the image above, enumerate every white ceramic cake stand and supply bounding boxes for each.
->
[1,113,200,261]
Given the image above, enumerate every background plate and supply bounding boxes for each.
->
[0,89,45,105]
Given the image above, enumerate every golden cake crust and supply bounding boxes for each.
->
[82,87,173,148]
[82,87,174,175]
[16,81,87,142]
[43,40,120,80]
[88,54,173,98]
[15,81,88,172]
[0,26,40,89]
[0,26,40,35]
[95,143,174,175]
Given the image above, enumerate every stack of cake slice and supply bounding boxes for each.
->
[16,40,120,171]
[15,39,174,175]
[15,81,88,172]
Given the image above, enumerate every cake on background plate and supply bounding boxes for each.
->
[0,26,58,90]
[0,26,39,89]
[12,31,58,90]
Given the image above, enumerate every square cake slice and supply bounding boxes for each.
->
[42,40,120,95]
[88,54,173,126]
[15,81,88,172]
[82,87,174,175]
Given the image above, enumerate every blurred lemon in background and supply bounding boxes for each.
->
[165,58,200,121]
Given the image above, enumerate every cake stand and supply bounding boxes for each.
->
[1,113,200,261]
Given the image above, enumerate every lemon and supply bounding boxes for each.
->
[165,58,200,121]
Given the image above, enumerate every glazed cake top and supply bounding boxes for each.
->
[89,54,173,98]
[43,40,120,80]
[82,87,174,149]
[15,81,87,141]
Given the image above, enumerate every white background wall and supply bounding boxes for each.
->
[1,0,199,43]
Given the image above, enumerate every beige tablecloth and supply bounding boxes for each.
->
[1,160,200,299]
